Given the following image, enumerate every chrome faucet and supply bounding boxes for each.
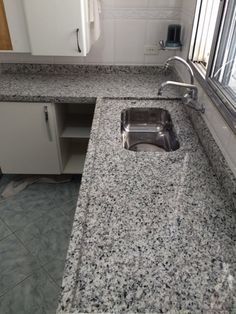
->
[158,57,205,113]
[158,81,198,100]
[163,56,194,85]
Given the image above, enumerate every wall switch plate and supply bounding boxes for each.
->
[144,45,159,55]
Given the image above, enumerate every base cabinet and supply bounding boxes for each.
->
[0,101,94,175]
[0,102,61,174]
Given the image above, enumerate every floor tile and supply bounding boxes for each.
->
[43,258,66,287]
[0,175,78,311]
[51,179,81,205]
[58,198,77,217]
[0,268,60,314]
[15,209,73,266]
[0,234,40,296]
[0,196,57,232]
[0,218,12,241]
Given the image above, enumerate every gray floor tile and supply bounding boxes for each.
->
[43,258,66,287]
[58,198,77,217]
[0,175,78,311]
[15,209,73,266]
[0,196,57,232]
[0,219,12,241]
[0,268,60,314]
[0,234,40,296]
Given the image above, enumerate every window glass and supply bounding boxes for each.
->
[211,2,236,101]
[190,0,220,72]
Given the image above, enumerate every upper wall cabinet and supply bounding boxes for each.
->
[1,0,30,52]
[23,0,91,56]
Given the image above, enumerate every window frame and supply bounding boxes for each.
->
[188,0,236,133]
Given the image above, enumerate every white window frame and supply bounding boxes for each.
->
[189,0,236,133]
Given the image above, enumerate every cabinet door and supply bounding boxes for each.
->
[0,0,12,50]
[23,0,90,56]
[3,0,30,52]
[0,102,61,174]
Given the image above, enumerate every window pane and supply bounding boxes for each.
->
[190,0,220,71]
[211,1,236,103]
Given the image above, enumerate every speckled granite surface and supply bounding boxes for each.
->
[187,107,236,209]
[57,98,236,313]
[0,64,181,102]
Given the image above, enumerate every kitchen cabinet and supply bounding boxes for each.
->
[2,0,30,52]
[0,0,12,50]
[23,0,90,56]
[0,102,61,174]
[0,102,95,175]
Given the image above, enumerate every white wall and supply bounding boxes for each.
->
[0,0,183,65]
[178,0,236,177]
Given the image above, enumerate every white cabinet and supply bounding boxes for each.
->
[0,102,95,175]
[2,0,30,52]
[0,102,61,174]
[23,0,90,56]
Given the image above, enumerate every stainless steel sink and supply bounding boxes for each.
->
[121,108,180,152]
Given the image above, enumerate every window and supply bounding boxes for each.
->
[190,0,221,71]
[189,0,236,132]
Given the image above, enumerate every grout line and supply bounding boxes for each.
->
[0,230,14,244]
[0,273,33,298]
[41,262,64,288]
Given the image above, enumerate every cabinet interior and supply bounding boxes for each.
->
[55,102,95,174]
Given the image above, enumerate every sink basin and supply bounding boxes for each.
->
[121,108,180,152]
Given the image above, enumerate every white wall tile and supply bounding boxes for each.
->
[102,0,114,7]
[84,19,114,64]
[144,20,177,65]
[148,0,183,8]
[0,53,54,64]
[113,0,148,8]
[53,56,85,64]
[114,19,146,64]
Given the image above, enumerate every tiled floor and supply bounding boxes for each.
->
[0,175,80,314]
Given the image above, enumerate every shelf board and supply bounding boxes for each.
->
[63,152,86,174]
[61,126,91,139]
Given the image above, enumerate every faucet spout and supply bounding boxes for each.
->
[164,56,194,85]
[158,80,198,99]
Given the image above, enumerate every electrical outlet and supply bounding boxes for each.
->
[144,45,159,55]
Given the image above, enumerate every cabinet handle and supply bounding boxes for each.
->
[44,106,49,122]
[76,28,82,53]
[44,106,52,141]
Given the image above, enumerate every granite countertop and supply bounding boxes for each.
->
[0,65,235,312]
[58,98,236,313]
[0,65,181,102]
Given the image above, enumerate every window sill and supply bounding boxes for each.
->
[188,60,236,135]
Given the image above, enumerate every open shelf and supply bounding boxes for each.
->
[63,152,86,174]
[62,139,88,174]
[61,126,91,139]
[60,114,93,139]
[56,102,95,174]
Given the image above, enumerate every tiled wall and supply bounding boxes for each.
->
[177,0,236,177]
[0,0,183,65]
